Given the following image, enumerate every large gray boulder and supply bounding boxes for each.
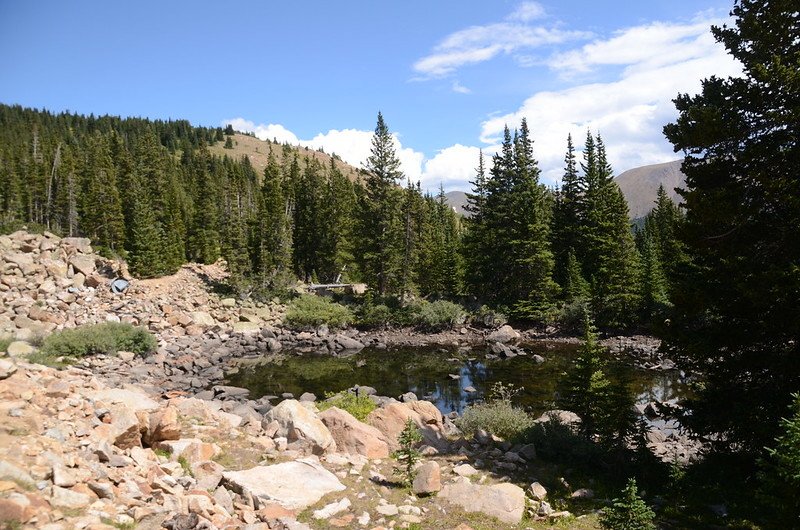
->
[223,458,345,510]
[264,400,336,454]
[486,325,521,344]
[439,478,526,524]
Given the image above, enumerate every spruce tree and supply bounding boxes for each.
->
[552,134,583,288]
[663,0,800,454]
[358,112,405,296]
[562,314,613,440]
[599,478,656,530]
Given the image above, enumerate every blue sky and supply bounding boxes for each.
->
[0,1,739,191]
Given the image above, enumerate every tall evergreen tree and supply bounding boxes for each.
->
[663,0,800,454]
[358,112,405,296]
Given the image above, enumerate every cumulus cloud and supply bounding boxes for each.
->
[507,1,546,22]
[412,4,589,78]
[223,118,299,145]
[222,119,431,187]
[480,15,742,184]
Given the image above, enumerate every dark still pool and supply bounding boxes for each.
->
[225,341,687,418]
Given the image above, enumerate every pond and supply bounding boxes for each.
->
[225,341,688,426]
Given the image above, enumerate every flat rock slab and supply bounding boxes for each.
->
[223,458,345,510]
[439,478,526,524]
[93,388,159,412]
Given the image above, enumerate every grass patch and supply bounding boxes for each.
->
[100,519,135,530]
[284,295,353,330]
[39,322,157,358]
[177,456,193,476]
[26,350,73,368]
[0,335,12,353]
[318,390,377,422]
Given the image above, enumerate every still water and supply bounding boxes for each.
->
[225,341,687,418]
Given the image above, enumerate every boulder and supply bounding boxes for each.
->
[189,311,216,327]
[222,458,345,510]
[334,334,364,351]
[94,388,160,412]
[264,400,336,455]
[412,461,441,495]
[529,481,547,501]
[61,237,92,254]
[144,405,181,445]
[439,478,526,524]
[0,359,17,380]
[50,485,92,509]
[367,400,448,452]
[232,321,260,334]
[318,407,389,458]
[109,404,142,449]
[5,341,33,358]
[69,254,96,277]
[486,325,520,344]
[534,409,582,430]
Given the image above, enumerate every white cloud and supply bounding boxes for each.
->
[479,15,742,185]
[223,118,299,145]
[507,1,545,22]
[452,80,471,94]
[413,5,590,78]
[420,144,482,191]
[221,119,428,185]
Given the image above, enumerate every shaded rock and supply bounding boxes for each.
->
[319,407,389,458]
[412,461,441,495]
[264,400,336,455]
[222,458,345,510]
[439,479,526,524]
[529,481,547,501]
[334,334,364,351]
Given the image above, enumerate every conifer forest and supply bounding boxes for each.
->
[0,0,799,527]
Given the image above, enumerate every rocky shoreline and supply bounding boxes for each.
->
[1,230,696,529]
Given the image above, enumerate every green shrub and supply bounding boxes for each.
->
[318,390,377,422]
[0,335,12,353]
[356,303,393,329]
[409,300,467,330]
[284,295,353,329]
[456,382,534,441]
[40,322,157,358]
[599,478,656,530]
[473,305,507,328]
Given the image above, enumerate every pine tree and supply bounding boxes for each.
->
[562,314,613,440]
[599,478,656,530]
[80,135,126,253]
[663,0,800,454]
[759,393,800,525]
[639,232,670,321]
[552,134,583,288]
[357,112,405,296]
[253,152,294,294]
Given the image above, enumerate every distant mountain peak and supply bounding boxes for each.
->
[616,159,685,219]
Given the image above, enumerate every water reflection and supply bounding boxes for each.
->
[226,342,687,419]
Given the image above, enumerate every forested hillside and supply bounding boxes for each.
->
[0,104,684,331]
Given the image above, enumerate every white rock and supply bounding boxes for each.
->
[222,457,345,510]
[313,497,351,519]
